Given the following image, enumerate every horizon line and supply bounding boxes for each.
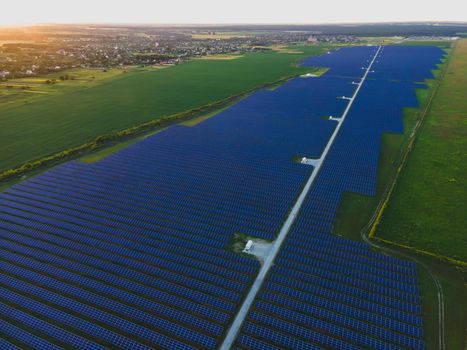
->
[1,20,467,29]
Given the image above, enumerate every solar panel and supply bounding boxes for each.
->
[0,45,444,348]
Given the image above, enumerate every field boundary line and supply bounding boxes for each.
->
[372,237,467,268]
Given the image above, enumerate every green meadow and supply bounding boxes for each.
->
[376,39,467,262]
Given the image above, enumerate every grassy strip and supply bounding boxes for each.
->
[0,72,307,184]
[79,128,166,164]
[373,237,467,268]
[397,40,453,47]
[375,39,466,262]
[179,97,245,127]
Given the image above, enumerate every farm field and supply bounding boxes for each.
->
[398,40,454,47]
[0,67,161,106]
[376,39,467,263]
[0,44,328,173]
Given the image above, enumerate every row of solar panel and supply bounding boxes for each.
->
[0,212,241,311]
[277,250,418,291]
[274,258,419,314]
[40,162,300,236]
[50,162,299,217]
[0,43,362,348]
[0,256,218,346]
[12,180,274,247]
[253,300,423,349]
[5,182,271,249]
[0,44,444,348]
[4,194,247,283]
[282,240,417,276]
[18,175,271,244]
[264,280,422,328]
[257,293,422,344]
[236,45,445,350]
[1,219,232,320]
[286,230,415,268]
[275,260,419,302]
[0,216,249,299]
[1,184,254,274]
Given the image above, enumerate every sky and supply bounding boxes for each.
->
[0,0,466,26]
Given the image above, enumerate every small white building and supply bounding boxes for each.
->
[242,240,254,253]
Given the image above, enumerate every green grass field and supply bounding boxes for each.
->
[397,40,454,47]
[0,67,139,105]
[376,39,466,263]
[0,45,328,173]
[332,82,438,240]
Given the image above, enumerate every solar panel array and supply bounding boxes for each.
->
[0,45,444,349]
[0,49,357,349]
[235,45,445,349]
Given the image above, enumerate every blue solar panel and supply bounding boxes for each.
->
[236,333,283,350]
[235,45,443,350]
[242,322,324,350]
[0,285,153,349]
[0,315,64,350]
[0,44,443,348]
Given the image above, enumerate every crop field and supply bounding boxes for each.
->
[398,40,453,47]
[375,39,467,263]
[0,45,328,173]
[0,45,446,349]
[0,67,136,105]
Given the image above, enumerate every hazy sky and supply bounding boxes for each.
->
[1,0,466,26]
